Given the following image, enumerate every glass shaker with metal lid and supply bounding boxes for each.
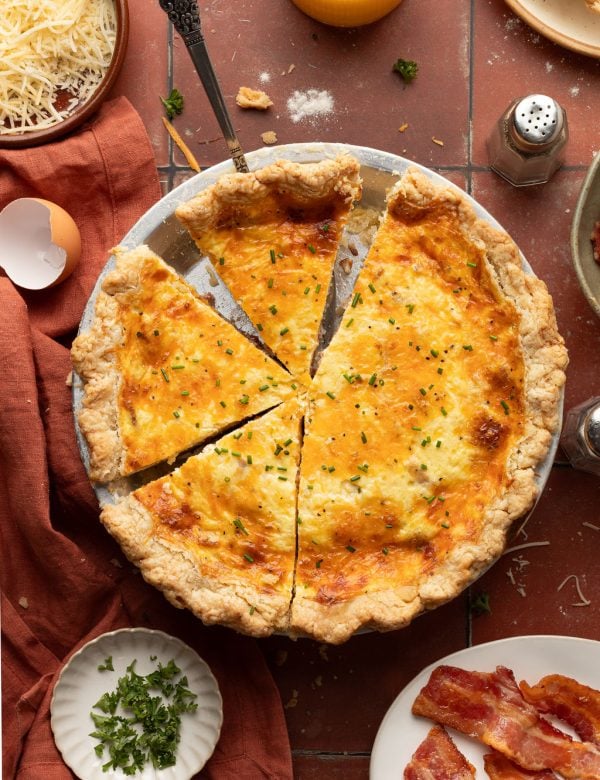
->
[487,94,568,186]
[561,397,600,476]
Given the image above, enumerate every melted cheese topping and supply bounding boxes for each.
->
[186,195,349,378]
[294,189,526,608]
[134,398,303,620]
[0,0,116,134]
[115,255,295,475]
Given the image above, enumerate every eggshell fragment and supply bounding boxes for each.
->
[0,198,81,290]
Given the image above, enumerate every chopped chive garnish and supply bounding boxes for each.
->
[430,349,439,358]
[173,410,180,418]
[249,605,256,614]
[463,344,473,351]
[181,390,190,396]
[345,318,354,328]
[441,406,448,416]
[270,249,276,263]
[412,426,422,431]
[406,304,415,314]
[436,440,442,448]
[467,261,477,268]
[307,244,316,254]
[420,463,428,470]
[351,292,361,308]
[368,373,377,386]
[382,547,389,556]
[360,431,367,443]
[215,378,221,387]
[346,545,356,553]
[233,432,242,440]
[233,518,249,535]
[267,278,274,288]
[500,400,510,415]
[291,383,297,390]
[217,340,223,346]
[220,400,226,408]
[269,305,277,315]
[316,559,322,568]
[388,318,395,325]
[247,431,253,439]
[280,327,289,336]
[277,466,288,472]
[315,283,321,293]
[243,553,254,563]
[419,387,427,396]
[368,282,376,293]
[171,364,185,370]
[274,444,283,456]
[259,384,269,392]
[239,395,249,405]
[304,287,310,295]
[326,391,336,399]
[350,475,361,482]
[283,439,293,446]
[256,323,263,331]
[247,455,253,464]
[490,335,498,341]
[328,466,335,473]
[300,345,307,350]
[219,256,225,265]
[225,348,233,355]
[278,252,284,258]
[153,329,159,336]
[278,475,287,481]
[437,367,443,375]
[160,368,169,383]
[231,451,241,458]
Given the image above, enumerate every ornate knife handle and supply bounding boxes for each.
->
[158,0,201,39]
[157,0,249,173]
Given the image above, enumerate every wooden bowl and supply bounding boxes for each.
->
[0,0,129,149]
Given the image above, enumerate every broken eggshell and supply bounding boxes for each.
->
[0,198,81,290]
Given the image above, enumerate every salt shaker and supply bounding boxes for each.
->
[561,397,600,476]
[487,94,568,186]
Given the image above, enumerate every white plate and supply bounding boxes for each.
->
[50,628,223,780]
[505,0,600,58]
[370,634,600,778]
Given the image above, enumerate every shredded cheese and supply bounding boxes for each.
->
[502,540,550,556]
[557,574,591,607]
[0,0,117,134]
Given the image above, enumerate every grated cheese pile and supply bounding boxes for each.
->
[0,0,117,135]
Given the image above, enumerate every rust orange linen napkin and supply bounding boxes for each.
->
[0,97,293,780]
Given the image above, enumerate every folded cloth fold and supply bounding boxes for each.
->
[0,97,293,780]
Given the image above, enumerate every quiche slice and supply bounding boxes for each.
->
[100,397,304,636]
[175,155,362,379]
[291,168,567,644]
[71,245,295,482]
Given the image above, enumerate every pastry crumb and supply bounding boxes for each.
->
[288,63,295,73]
[318,644,329,661]
[261,130,278,145]
[65,371,73,387]
[284,689,299,709]
[236,86,273,110]
[398,123,409,132]
[339,257,353,274]
[18,597,29,609]
[432,136,445,147]
[110,558,122,568]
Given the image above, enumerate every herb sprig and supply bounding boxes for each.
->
[160,88,184,120]
[90,657,198,775]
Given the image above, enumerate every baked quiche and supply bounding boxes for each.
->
[175,155,362,379]
[73,159,567,644]
[291,167,567,643]
[72,245,295,482]
[101,397,304,636]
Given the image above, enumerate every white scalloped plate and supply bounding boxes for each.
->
[50,628,223,780]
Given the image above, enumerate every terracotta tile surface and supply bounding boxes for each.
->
[101,1,600,775]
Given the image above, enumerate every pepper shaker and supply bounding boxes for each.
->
[487,94,568,187]
[561,397,600,476]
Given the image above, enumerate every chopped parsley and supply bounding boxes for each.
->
[90,657,197,774]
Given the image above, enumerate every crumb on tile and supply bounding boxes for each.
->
[236,86,273,110]
[261,130,278,145]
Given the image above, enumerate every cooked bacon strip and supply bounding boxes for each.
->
[411,665,600,779]
[404,725,475,780]
[520,674,600,745]
[484,750,557,778]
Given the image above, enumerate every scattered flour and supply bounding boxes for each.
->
[287,88,334,123]
[259,71,271,83]
[569,85,580,97]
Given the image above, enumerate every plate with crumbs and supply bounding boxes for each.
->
[50,627,223,779]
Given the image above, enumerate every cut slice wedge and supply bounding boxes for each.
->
[72,245,295,482]
[100,397,304,636]
[175,155,362,379]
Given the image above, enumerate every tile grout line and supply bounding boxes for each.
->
[167,16,175,192]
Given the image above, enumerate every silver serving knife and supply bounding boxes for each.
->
[158,0,249,173]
